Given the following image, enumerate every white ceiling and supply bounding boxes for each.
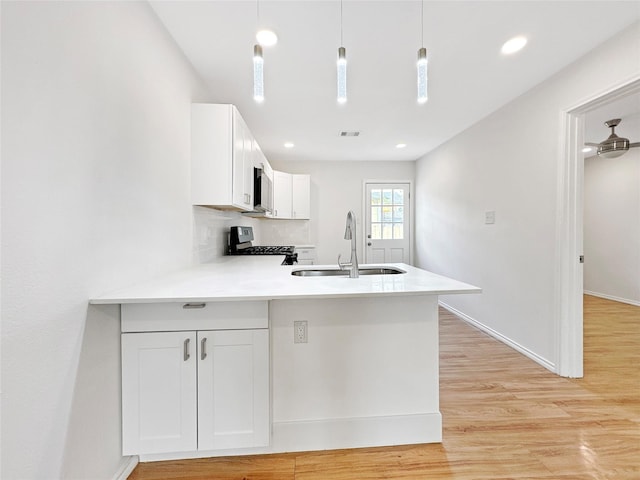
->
[149,1,640,162]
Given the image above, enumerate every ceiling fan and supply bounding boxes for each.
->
[585,118,640,158]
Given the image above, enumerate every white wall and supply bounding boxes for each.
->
[268,160,415,264]
[415,22,640,370]
[584,148,640,305]
[0,2,213,478]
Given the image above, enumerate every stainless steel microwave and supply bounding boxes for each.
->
[253,166,273,213]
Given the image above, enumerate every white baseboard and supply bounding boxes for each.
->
[439,302,557,373]
[139,413,442,462]
[584,291,640,307]
[112,456,138,480]
[272,413,442,452]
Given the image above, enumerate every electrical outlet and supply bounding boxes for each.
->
[294,321,308,343]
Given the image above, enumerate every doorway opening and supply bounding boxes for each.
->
[557,76,640,378]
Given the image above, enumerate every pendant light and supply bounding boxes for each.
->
[417,1,428,104]
[337,0,347,104]
[253,44,264,103]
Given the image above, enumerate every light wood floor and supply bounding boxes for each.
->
[128,295,640,479]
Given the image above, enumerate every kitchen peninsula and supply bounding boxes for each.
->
[91,257,480,462]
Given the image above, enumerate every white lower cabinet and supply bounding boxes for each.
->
[122,331,198,455]
[121,302,269,456]
[197,329,269,451]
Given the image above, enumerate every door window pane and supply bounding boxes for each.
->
[368,185,408,244]
[371,207,381,223]
[393,206,404,222]
[371,223,382,240]
[382,206,392,222]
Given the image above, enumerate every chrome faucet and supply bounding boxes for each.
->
[338,210,359,278]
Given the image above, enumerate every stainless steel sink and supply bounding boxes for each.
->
[291,266,406,277]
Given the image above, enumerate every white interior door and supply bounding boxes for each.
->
[365,183,411,264]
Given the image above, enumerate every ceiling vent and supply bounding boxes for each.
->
[340,131,360,137]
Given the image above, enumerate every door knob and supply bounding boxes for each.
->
[367,242,372,246]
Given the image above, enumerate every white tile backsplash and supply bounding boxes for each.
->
[192,207,260,263]
[259,219,311,246]
[193,209,312,263]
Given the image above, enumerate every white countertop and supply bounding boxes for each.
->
[90,256,481,304]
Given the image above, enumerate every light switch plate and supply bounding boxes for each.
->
[485,211,496,224]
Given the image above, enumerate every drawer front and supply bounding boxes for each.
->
[121,301,268,332]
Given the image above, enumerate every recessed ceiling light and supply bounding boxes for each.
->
[284,142,295,148]
[396,143,407,149]
[256,29,278,47]
[501,36,527,55]
[582,147,593,153]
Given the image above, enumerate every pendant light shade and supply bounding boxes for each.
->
[253,44,264,103]
[417,47,428,104]
[337,46,347,104]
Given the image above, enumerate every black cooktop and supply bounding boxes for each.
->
[232,245,295,256]
[228,226,296,260]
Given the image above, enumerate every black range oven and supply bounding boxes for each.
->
[228,226,297,265]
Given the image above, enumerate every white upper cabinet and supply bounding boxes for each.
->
[272,170,292,219]
[272,171,310,220]
[191,104,254,211]
[291,174,310,219]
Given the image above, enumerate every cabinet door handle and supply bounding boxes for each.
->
[184,338,191,361]
[182,303,206,309]
[200,337,207,360]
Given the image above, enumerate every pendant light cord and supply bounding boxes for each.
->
[256,0,260,28]
[421,0,424,47]
[340,0,344,46]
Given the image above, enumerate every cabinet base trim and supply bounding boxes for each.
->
[137,413,441,462]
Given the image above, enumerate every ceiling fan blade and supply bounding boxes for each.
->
[629,142,640,148]
[584,142,600,147]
